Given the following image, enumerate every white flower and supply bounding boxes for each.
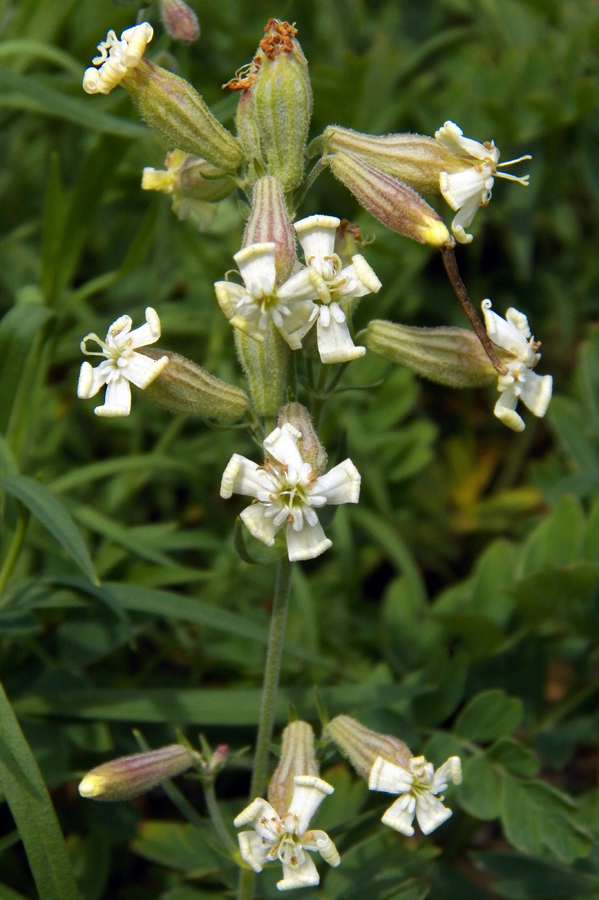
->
[369,754,462,837]
[220,423,360,561]
[83,23,153,95]
[294,214,382,364]
[482,299,552,432]
[435,121,531,244]
[77,308,168,417]
[234,775,340,891]
[214,243,323,350]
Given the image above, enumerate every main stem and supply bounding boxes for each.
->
[237,555,293,900]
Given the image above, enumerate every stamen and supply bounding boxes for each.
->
[495,171,530,186]
[497,155,532,168]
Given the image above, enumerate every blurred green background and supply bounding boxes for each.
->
[1,0,599,898]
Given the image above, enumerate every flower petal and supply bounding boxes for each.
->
[278,267,328,304]
[482,300,534,362]
[263,424,304,471]
[316,306,366,364]
[240,503,282,547]
[520,371,552,418]
[415,791,453,835]
[277,852,320,891]
[77,361,111,399]
[435,121,499,165]
[127,307,161,349]
[234,797,280,834]
[220,454,276,499]
[311,830,340,867]
[432,756,462,793]
[294,215,340,273]
[494,387,525,432]
[94,374,131,417]
[285,519,331,561]
[237,831,271,873]
[214,282,247,322]
[440,166,494,213]
[287,776,334,836]
[369,757,413,794]
[381,794,416,836]
[234,243,277,296]
[124,351,168,389]
[311,459,361,505]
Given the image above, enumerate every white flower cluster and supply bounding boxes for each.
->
[220,422,360,561]
[436,121,530,244]
[83,23,153,95]
[235,776,340,891]
[369,753,462,836]
[77,308,168,417]
[482,300,552,432]
[215,214,381,365]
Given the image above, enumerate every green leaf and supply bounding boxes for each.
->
[14,682,428,726]
[458,754,502,820]
[233,515,286,564]
[131,821,220,875]
[0,680,81,900]
[500,773,593,863]
[454,690,523,741]
[0,304,53,436]
[487,738,540,777]
[520,495,586,574]
[0,65,147,138]
[0,475,98,584]
[472,851,599,899]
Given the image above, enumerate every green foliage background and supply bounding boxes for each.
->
[1,0,599,898]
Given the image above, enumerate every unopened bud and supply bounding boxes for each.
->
[138,348,249,419]
[79,744,196,801]
[228,20,312,191]
[243,176,296,283]
[123,60,243,172]
[329,151,449,247]
[235,324,288,418]
[160,0,200,43]
[268,720,318,817]
[209,744,229,774]
[365,320,496,388]
[324,126,458,196]
[278,403,327,476]
[325,715,412,781]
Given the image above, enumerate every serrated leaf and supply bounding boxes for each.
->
[454,690,523,741]
[0,476,98,584]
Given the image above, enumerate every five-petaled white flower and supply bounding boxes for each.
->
[220,423,360,561]
[214,243,323,351]
[369,754,462,837]
[482,299,552,432]
[435,121,531,244]
[294,215,382,364]
[77,308,168,417]
[83,23,153,95]
[234,775,340,891]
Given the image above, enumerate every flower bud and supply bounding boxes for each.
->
[229,20,312,191]
[138,348,249,419]
[235,323,288,418]
[243,176,296,283]
[209,744,229,774]
[325,715,412,781]
[278,403,327,476]
[79,744,196,801]
[123,60,243,172]
[268,721,319,817]
[160,0,200,43]
[365,320,496,388]
[324,126,458,196]
[329,151,449,247]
